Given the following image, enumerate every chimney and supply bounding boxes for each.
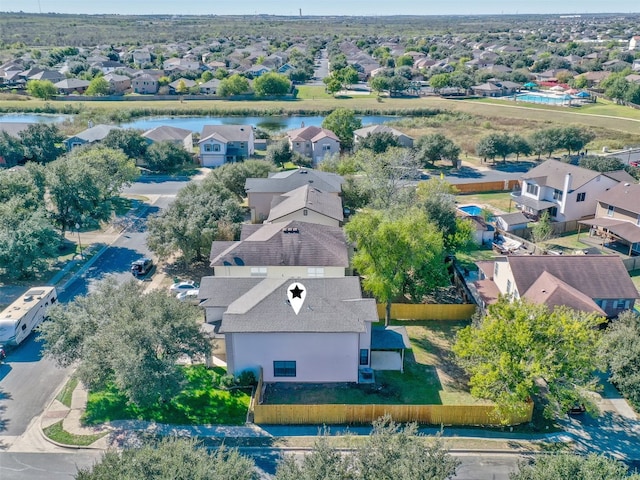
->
[560,173,572,215]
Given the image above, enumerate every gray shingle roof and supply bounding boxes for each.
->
[210,220,349,267]
[287,126,339,143]
[142,126,192,142]
[220,277,376,333]
[353,125,411,139]
[201,125,253,142]
[597,181,640,215]
[521,160,600,191]
[267,185,343,223]
[245,168,343,194]
[69,124,121,143]
[198,276,264,307]
[507,255,638,300]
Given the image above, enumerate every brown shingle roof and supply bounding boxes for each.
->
[597,181,640,215]
[523,271,606,315]
[507,255,638,300]
[287,126,339,143]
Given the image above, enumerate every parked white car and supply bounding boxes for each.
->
[169,280,198,294]
[176,289,200,305]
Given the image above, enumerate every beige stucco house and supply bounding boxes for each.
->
[286,126,340,164]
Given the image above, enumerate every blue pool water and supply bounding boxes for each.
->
[516,93,571,105]
[458,205,483,216]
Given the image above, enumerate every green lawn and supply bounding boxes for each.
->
[456,246,497,272]
[84,365,251,425]
[43,420,108,446]
[263,320,487,406]
[56,376,78,408]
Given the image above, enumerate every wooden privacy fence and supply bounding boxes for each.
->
[376,303,476,321]
[454,179,520,194]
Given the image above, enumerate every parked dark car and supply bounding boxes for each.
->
[131,258,153,277]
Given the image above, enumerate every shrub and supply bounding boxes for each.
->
[236,370,257,387]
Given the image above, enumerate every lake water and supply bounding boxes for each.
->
[0,113,400,132]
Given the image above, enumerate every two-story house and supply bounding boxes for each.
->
[286,126,341,165]
[142,126,193,153]
[131,74,158,94]
[244,168,344,223]
[579,182,640,256]
[198,125,255,167]
[473,255,638,317]
[511,160,633,222]
[103,73,131,94]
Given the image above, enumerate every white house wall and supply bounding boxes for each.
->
[492,257,515,296]
[205,306,227,323]
[226,331,361,382]
[561,177,618,222]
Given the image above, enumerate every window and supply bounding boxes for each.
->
[576,192,586,202]
[307,267,324,277]
[204,144,212,152]
[274,361,296,377]
[506,279,512,295]
[600,300,607,310]
[240,143,245,149]
[213,144,220,152]
[303,209,308,216]
[636,215,640,226]
[360,349,369,366]
[250,267,267,277]
[526,183,539,196]
[494,262,499,278]
[549,207,558,218]
[322,144,331,151]
[552,189,563,201]
[607,206,615,217]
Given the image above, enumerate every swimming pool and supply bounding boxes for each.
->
[516,93,572,105]
[458,205,483,216]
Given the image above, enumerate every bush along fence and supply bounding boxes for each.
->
[251,369,533,426]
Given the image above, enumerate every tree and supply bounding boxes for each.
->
[510,453,640,480]
[579,155,624,172]
[531,210,554,243]
[146,141,193,172]
[147,182,243,264]
[323,75,343,95]
[322,108,362,151]
[40,279,210,408]
[508,134,531,161]
[19,123,64,164]
[85,76,110,96]
[601,311,640,408]
[26,79,57,99]
[218,74,250,96]
[76,438,257,480]
[557,125,594,156]
[453,298,604,421]
[415,133,461,167]
[253,72,291,96]
[357,132,399,153]
[529,128,561,159]
[207,159,275,200]
[265,139,293,167]
[274,416,459,480]
[388,75,410,96]
[345,209,448,325]
[0,131,25,167]
[369,76,390,96]
[102,129,149,160]
[429,73,451,92]
[201,70,214,82]
[46,147,137,233]
[175,79,189,94]
[476,134,503,163]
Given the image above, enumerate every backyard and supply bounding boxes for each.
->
[262,320,489,407]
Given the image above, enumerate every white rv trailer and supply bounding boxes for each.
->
[0,286,58,347]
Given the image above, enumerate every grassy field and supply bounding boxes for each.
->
[84,365,251,425]
[263,320,487,406]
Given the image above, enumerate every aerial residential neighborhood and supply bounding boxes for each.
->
[2,7,640,480]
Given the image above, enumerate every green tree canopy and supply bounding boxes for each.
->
[206,159,275,200]
[146,141,193,172]
[102,129,149,160]
[322,108,362,151]
[557,125,595,156]
[40,279,210,408]
[253,72,291,96]
[509,453,640,480]
[218,74,251,96]
[85,76,110,96]
[601,311,640,409]
[0,130,25,167]
[357,132,400,153]
[265,139,293,167]
[453,298,605,421]
[529,128,561,159]
[415,133,461,167]
[369,76,390,96]
[26,79,57,99]
[345,209,448,324]
[579,155,624,173]
[76,438,257,480]
[19,123,65,164]
[147,182,243,264]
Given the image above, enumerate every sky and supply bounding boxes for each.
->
[11,0,640,16]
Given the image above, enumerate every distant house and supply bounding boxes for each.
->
[353,125,414,148]
[580,182,640,256]
[64,124,121,150]
[104,73,131,94]
[168,78,197,93]
[245,168,344,223]
[163,57,201,73]
[142,126,193,153]
[131,74,158,94]
[511,159,633,222]
[202,276,377,383]
[54,78,90,95]
[629,36,640,51]
[209,220,349,278]
[286,126,340,164]
[473,255,638,317]
[131,49,151,65]
[28,69,65,84]
[265,185,344,227]
[198,125,254,167]
[199,79,220,95]
[578,71,611,88]
[245,64,271,77]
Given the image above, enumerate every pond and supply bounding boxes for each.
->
[0,113,400,133]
